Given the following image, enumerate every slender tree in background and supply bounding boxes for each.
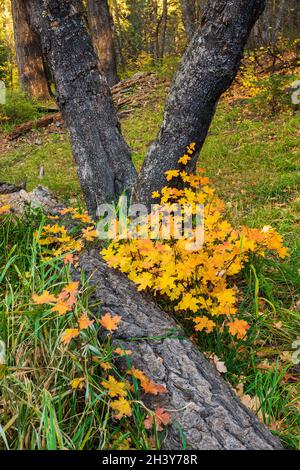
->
[86,0,119,87]
[27,0,265,215]
[112,0,125,70]
[180,0,199,41]
[132,0,267,205]
[159,0,168,58]
[11,0,51,101]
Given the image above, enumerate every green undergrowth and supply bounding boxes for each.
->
[0,210,164,450]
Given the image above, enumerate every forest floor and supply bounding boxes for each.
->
[0,54,300,449]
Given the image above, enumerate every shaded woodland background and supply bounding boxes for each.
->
[0,0,299,93]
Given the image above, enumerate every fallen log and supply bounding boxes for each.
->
[7,113,61,140]
[77,250,283,450]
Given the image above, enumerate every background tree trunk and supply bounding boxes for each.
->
[159,0,168,58]
[180,0,197,41]
[27,0,265,217]
[27,0,136,216]
[86,0,119,87]
[132,0,266,206]
[76,250,283,450]
[112,0,126,71]
[11,0,51,101]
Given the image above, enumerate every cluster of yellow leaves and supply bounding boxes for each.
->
[101,366,167,421]
[35,207,96,260]
[101,146,288,340]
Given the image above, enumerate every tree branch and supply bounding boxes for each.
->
[132,0,266,206]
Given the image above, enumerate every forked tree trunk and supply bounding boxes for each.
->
[132,0,266,206]
[11,0,51,101]
[27,0,265,214]
[26,0,136,216]
[25,0,283,450]
[76,251,283,450]
[86,0,119,87]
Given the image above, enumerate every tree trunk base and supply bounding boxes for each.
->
[76,251,283,450]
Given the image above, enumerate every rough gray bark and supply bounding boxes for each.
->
[27,0,136,216]
[11,0,51,101]
[86,0,119,87]
[77,251,283,450]
[132,0,266,206]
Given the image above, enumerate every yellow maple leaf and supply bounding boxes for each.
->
[101,375,127,398]
[175,293,200,313]
[178,154,191,165]
[100,361,112,371]
[152,191,160,199]
[82,227,98,241]
[70,377,85,390]
[0,205,11,215]
[134,272,153,291]
[110,398,132,420]
[99,313,122,332]
[165,170,179,181]
[61,328,80,345]
[194,316,216,333]
[32,291,57,305]
[72,212,92,224]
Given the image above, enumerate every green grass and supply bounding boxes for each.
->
[0,210,154,450]
[0,91,45,132]
[0,136,79,199]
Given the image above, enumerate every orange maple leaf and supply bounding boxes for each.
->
[227,319,250,340]
[141,378,167,395]
[114,347,132,357]
[78,313,94,330]
[32,291,57,305]
[61,328,80,345]
[99,313,122,333]
[131,368,167,395]
[51,301,72,316]
[144,407,171,431]
[63,254,76,265]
